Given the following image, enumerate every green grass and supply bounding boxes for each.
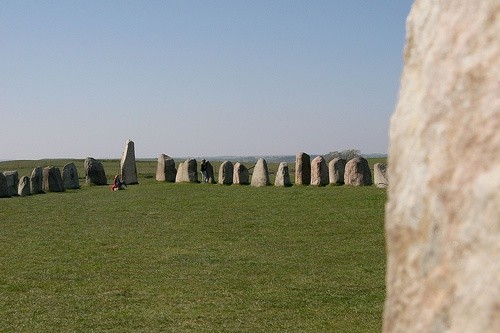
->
[1,160,387,332]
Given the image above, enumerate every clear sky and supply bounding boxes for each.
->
[1,1,413,159]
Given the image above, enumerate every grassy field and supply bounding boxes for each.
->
[1,159,387,332]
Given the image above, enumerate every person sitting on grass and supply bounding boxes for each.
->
[111,175,126,191]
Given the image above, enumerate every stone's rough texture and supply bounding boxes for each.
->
[175,159,198,183]
[175,162,185,183]
[43,167,64,192]
[295,152,311,185]
[218,161,233,185]
[186,159,198,183]
[383,1,500,333]
[120,139,138,184]
[310,156,329,186]
[0,173,10,198]
[275,162,291,187]
[62,163,80,189]
[18,176,31,196]
[233,162,249,185]
[251,158,271,187]
[373,163,388,188]
[30,167,43,194]
[205,161,216,184]
[344,157,372,186]
[328,158,347,185]
[84,157,107,185]
[3,171,19,196]
[156,154,176,182]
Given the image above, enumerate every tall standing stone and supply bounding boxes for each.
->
[30,166,43,194]
[175,162,185,183]
[0,173,10,198]
[373,163,388,188]
[120,139,138,185]
[250,158,271,187]
[275,162,291,187]
[3,171,19,196]
[328,158,347,185]
[310,156,329,186]
[344,157,372,186]
[43,166,64,192]
[186,159,198,183]
[205,161,216,184]
[295,152,311,185]
[384,1,499,333]
[218,161,233,185]
[62,163,80,189]
[156,154,176,182]
[18,176,31,196]
[233,162,249,185]
[84,157,107,185]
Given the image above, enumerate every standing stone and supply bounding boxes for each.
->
[43,166,64,192]
[30,166,43,194]
[175,162,185,183]
[205,161,216,184]
[156,154,176,182]
[344,157,372,186]
[251,158,271,187]
[120,139,138,185]
[3,171,19,196]
[384,1,499,333]
[0,173,10,198]
[233,162,249,185]
[186,159,198,182]
[62,163,80,189]
[310,156,329,186]
[295,152,311,185]
[18,176,31,196]
[84,157,107,185]
[275,162,291,187]
[218,161,233,185]
[328,158,347,185]
[373,163,388,188]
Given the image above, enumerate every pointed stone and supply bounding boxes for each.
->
[120,139,138,184]
[233,162,249,185]
[251,158,271,187]
[30,166,44,194]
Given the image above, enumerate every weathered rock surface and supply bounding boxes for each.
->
[373,163,388,188]
[295,152,311,185]
[18,176,31,196]
[251,158,271,187]
[43,166,64,192]
[62,163,80,189]
[156,154,176,182]
[344,157,372,186]
[175,162,186,183]
[175,159,198,183]
[218,161,233,185]
[233,162,249,185]
[310,156,329,186]
[205,161,216,184]
[275,162,291,187]
[0,173,10,198]
[84,157,107,185]
[328,158,346,185]
[3,171,19,196]
[383,1,500,333]
[30,166,43,194]
[120,139,138,184]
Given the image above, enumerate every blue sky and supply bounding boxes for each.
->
[1,1,413,159]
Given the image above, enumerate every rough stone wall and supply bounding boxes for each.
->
[384,1,500,332]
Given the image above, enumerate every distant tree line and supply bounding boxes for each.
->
[324,149,361,162]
